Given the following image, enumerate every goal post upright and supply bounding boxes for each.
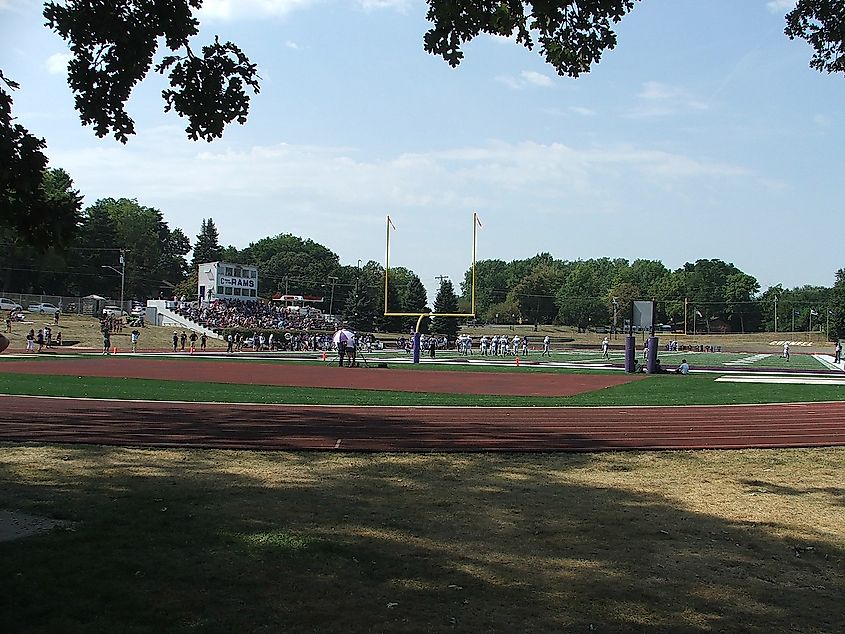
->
[383,213,481,363]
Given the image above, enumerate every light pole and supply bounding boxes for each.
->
[328,276,339,316]
[773,295,778,333]
[101,251,126,314]
[612,297,619,340]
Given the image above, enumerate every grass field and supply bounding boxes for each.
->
[0,369,844,406]
[1,445,843,633]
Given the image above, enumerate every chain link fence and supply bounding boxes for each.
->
[0,293,133,316]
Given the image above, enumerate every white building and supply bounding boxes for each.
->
[197,261,259,303]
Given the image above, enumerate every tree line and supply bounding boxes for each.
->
[2,175,845,339]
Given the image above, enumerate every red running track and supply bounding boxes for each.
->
[2,396,845,452]
[0,357,639,397]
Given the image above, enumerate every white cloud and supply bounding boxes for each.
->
[357,0,412,10]
[285,41,300,50]
[814,114,832,128]
[198,0,410,20]
[569,106,596,117]
[45,52,71,75]
[625,81,708,117]
[766,0,796,14]
[48,132,748,219]
[198,0,319,20]
[496,70,554,90]
[0,0,39,13]
[521,70,553,87]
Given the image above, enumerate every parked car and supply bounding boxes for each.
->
[130,305,146,317]
[0,297,23,312]
[102,305,126,317]
[27,302,60,315]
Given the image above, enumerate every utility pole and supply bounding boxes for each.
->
[435,275,449,285]
[774,295,778,333]
[328,276,339,316]
[101,249,126,314]
[612,297,619,340]
[119,250,125,314]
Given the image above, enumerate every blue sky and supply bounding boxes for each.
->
[2,0,843,300]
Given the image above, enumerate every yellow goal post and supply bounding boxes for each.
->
[384,213,481,333]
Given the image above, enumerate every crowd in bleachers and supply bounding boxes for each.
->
[175,299,332,333]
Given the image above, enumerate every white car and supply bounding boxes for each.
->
[0,297,23,312]
[28,302,60,315]
[130,305,146,317]
[102,305,126,317]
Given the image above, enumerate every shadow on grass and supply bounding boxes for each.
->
[742,479,845,506]
[0,446,843,633]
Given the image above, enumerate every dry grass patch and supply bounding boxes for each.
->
[2,314,228,352]
[1,445,843,632]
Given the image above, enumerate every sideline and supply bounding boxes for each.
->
[3,393,845,410]
[716,374,845,386]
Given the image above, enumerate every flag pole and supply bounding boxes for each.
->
[472,212,478,316]
[384,216,391,314]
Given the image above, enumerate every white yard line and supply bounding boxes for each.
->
[715,375,845,386]
[723,354,770,366]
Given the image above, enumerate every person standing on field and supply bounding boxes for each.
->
[601,336,610,359]
[783,341,790,361]
[200,332,207,351]
[542,335,551,357]
[130,329,140,353]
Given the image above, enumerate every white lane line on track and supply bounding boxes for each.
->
[2,393,845,410]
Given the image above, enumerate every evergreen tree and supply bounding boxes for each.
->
[431,278,459,340]
[402,274,429,333]
[191,218,223,267]
[343,280,378,332]
[830,270,845,340]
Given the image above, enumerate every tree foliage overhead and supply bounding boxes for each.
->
[785,0,845,75]
[425,0,638,78]
[1,75,82,249]
[43,0,260,143]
